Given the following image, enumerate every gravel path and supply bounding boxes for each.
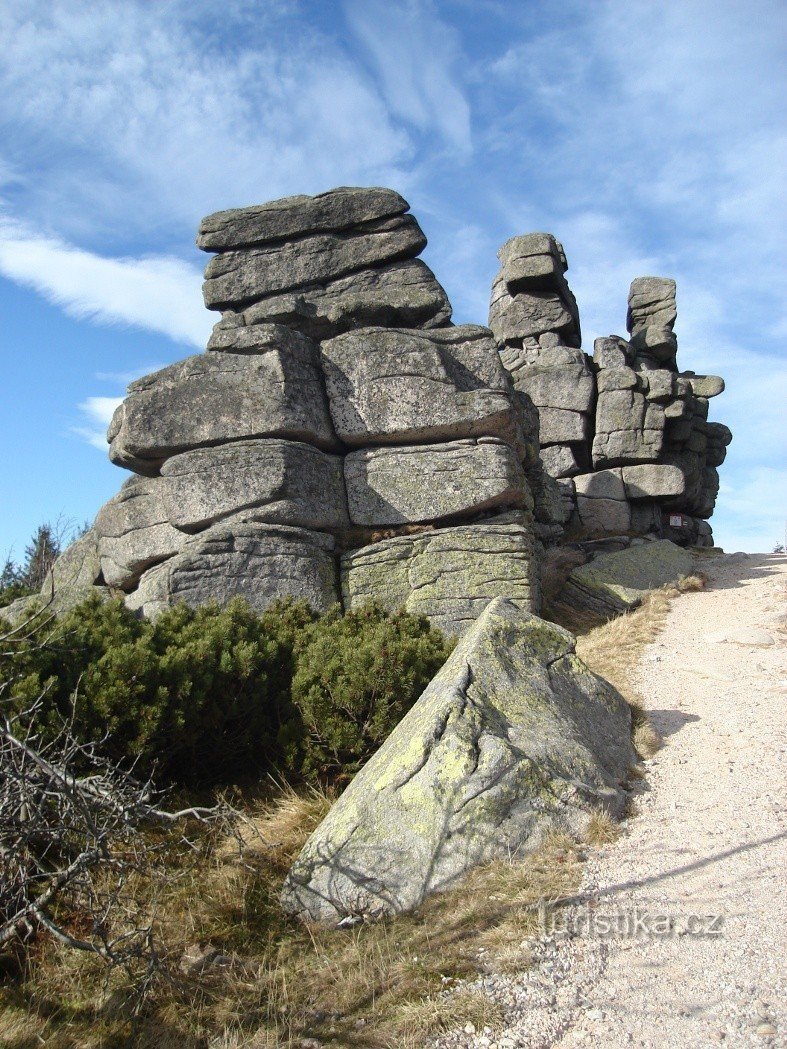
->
[433,552,787,1049]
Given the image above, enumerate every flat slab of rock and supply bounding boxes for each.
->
[95,476,184,590]
[621,463,686,499]
[321,325,524,451]
[207,260,451,343]
[202,215,426,309]
[108,329,338,473]
[562,540,694,617]
[125,519,338,618]
[160,439,348,533]
[341,520,539,634]
[539,444,581,479]
[281,598,635,922]
[489,280,580,348]
[197,187,409,251]
[344,438,529,527]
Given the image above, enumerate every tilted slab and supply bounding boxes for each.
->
[320,325,524,451]
[207,260,452,343]
[108,329,338,474]
[344,438,529,528]
[202,215,426,309]
[489,279,580,348]
[197,186,409,251]
[160,439,348,533]
[340,520,539,635]
[94,475,184,591]
[281,598,635,922]
[125,519,338,618]
[562,540,694,617]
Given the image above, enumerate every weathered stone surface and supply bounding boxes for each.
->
[562,540,693,616]
[627,277,677,334]
[539,408,588,444]
[683,373,725,399]
[207,260,452,343]
[160,440,348,533]
[341,520,539,634]
[539,444,581,479]
[593,388,665,466]
[573,470,630,534]
[95,476,184,591]
[203,215,426,309]
[507,363,594,413]
[108,331,338,473]
[126,519,338,618]
[321,326,524,451]
[344,439,529,528]
[47,529,103,595]
[281,598,635,922]
[489,279,580,348]
[621,464,686,500]
[593,337,630,369]
[197,187,409,251]
[501,340,587,374]
[498,232,568,271]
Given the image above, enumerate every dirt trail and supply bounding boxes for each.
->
[435,552,787,1049]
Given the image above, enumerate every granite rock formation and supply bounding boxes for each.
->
[17,187,731,629]
[35,188,542,633]
[489,243,730,549]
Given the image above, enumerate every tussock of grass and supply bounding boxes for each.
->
[584,810,621,846]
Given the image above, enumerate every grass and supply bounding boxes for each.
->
[0,572,707,1049]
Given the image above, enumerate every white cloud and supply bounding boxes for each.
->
[344,0,472,154]
[0,219,211,347]
[73,395,123,451]
[0,0,414,238]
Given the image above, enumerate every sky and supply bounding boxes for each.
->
[0,0,785,559]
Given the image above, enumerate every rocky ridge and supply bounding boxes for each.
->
[489,243,731,550]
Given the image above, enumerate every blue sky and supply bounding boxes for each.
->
[0,0,785,559]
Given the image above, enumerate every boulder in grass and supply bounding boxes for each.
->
[561,539,694,617]
[281,598,635,923]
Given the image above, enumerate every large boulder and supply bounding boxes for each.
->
[95,475,184,590]
[207,259,452,343]
[340,519,539,634]
[281,598,635,922]
[202,215,426,310]
[197,186,409,251]
[320,325,525,451]
[108,328,338,474]
[343,438,529,528]
[125,518,338,618]
[561,539,694,617]
[160,439,348,534]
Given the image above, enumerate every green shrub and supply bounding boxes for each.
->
[1,595,450,788]
[2,595,315,785]
[291,605,453,781]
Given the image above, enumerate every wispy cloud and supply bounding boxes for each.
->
[73,395,123,451]
[0,220,210,347]
[344,0,472,154]
[0,0,413,240]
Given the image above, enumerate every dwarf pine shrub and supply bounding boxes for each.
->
[290,604,453,782]
[1,595,449,787]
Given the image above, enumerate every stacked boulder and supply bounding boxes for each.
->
[490,247,731,549]
[87,188,543,634]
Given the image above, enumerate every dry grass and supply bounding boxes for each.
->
[0,790,586,1049]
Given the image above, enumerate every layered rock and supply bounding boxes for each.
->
[490,243,730,548]
[34,187,540,626]
[340,519,540,635]
[281,598,635,922]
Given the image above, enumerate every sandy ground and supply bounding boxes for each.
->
[434,552,787,1049]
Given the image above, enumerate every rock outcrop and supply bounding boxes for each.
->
[22,186,731,627]
[281,598,635,922]
[34,187,543,632]
[490,241,730,550]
